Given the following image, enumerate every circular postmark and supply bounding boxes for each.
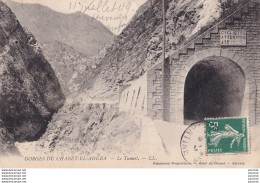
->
[180,121,206,163]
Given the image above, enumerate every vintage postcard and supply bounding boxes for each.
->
[0,0,260,168]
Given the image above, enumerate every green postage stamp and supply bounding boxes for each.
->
[205,118,249,154]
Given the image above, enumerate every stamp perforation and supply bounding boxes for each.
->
[204,116,251,156]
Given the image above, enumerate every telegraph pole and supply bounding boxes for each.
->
[161,0,166,120]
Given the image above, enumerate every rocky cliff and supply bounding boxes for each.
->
[89,0,248,100]
[0,120,19,156]
[14,0,248,156]
[0,1,65,154]
[3,0,114,96]
[17,97,141,156]
[3,0,113,56]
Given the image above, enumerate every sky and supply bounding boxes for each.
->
[12,0,147,34]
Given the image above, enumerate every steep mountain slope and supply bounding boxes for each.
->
[88,0,248,100]
[18,98,141,156]
[3,0,113,56]
[0,1,65,154]
[14,0,249,156]
[3,0,114,95]
[39,40,97,95]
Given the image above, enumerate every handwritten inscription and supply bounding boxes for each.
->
[69,0,131,15]
[69,0,133,34]
[220,29,247,46]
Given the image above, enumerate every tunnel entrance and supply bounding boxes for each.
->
[184,56,246,125]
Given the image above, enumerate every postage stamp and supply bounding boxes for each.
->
[205,118,249,154]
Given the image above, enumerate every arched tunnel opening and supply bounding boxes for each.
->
[184,56,246,125]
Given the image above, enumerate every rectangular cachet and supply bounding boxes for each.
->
[205,118,249,155]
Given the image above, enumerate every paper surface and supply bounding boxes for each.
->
[0,0,260,168]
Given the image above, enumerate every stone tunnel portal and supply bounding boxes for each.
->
[184,56,246,125]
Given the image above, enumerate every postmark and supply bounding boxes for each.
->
[180,121,206,163]
[205,117,249,155]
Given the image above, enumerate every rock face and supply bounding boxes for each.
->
[18,97,141,156]
[0,120,19,156]
[0,1,65,148]
[89,0,248,100]
[3,0,113,56]
[3,0,114,96]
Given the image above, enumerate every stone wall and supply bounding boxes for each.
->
[167,1,260,125]
[119,74,147,116]
[119,0,260,125]
[147,63,163,119]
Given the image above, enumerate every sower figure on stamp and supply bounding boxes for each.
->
[207,124,245,148]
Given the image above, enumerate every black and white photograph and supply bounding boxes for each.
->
[0,0,260,168]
